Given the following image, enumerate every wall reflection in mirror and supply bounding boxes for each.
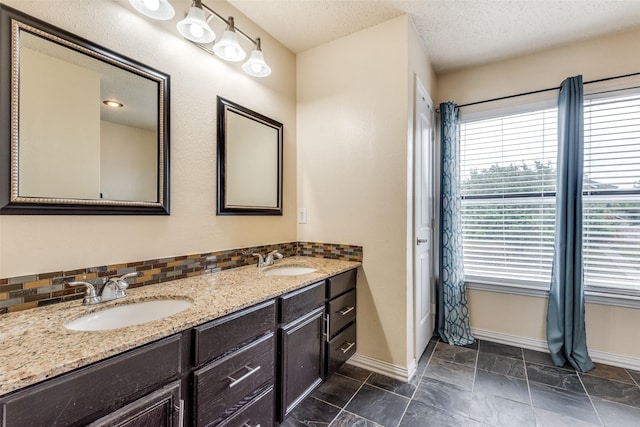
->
[0,5,170,214]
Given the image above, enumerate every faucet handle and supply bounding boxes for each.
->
[113,272,140,298]
[252,253,265,267]
[68,281,101,305]
[268,250,283,260]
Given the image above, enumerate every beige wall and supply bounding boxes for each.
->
[437,27,640,360]
[0,0,297,277]
[297,15,435,369]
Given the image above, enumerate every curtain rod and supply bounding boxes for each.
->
[455,71,640,109]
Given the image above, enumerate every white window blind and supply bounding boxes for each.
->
[460,109,558,287]
[583,92,640,295]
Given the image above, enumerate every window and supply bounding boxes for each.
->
[583,91,640,296]
[460,108,557,288]
[459,89,640,298]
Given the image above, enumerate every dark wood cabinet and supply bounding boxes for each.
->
[277,281,326,421]
[0,268,358,427]
[325,269,357,376]
[0,334,183,427]
[88,381,182,427]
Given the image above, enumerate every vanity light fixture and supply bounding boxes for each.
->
[176,0,215,44]
[128,0,272,77]
[242,38,271,77]
[128,0,175,20]
[103,100,124,108]
[212,17,245,62]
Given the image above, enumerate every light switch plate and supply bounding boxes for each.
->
[298,208,307,224]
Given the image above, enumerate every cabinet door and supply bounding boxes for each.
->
[88,381,182,427]
[278,306,325,421]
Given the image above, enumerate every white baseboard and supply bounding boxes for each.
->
[472,328,640,371]
[346,352,416,382]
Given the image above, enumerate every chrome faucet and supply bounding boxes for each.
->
[253,250,283,267]
[68,272,139,306]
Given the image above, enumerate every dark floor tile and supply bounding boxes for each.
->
[432,342,477,367]
[399,399,467,427]
[280,397,341,427]
[345,384,409,426]
[526,362,585,393]
[529,382,600,424]
[533,407,600,426]
[312,373,362,407]
[479,340,523,360]
[592,396,640,427]
[424,357,475,390]
[628,369,640,386]
[469,391,536,427]
[337,364,371,382]
[329,411,382,427]
[413,377,472,419]
[366,372,418,398]
[477,351,526,379]
[583,363,634,384]
[580,374,640,408]
[523,349,557,367]
[474,369,530,404]
[416,338,437,375]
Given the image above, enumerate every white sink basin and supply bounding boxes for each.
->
[65,299,193,331]
[264,266,317,276]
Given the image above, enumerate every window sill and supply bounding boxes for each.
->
[465,280,640,309]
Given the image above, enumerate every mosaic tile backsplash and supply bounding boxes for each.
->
[0,241,362,315]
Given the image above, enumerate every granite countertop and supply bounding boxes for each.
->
[0,256,360,397]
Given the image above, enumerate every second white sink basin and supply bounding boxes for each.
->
[264,266,317,276]
[65,299,193,331]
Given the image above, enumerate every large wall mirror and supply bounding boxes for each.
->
[0,4,170,214]
[217,97,283,215]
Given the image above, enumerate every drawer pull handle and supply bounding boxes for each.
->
[227,365,261,388]
[339,341,355,354]
[243,424,260,427]
[338,306,355,316]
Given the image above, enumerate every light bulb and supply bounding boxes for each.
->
[190,24,204,38]
[224,46,238,58]
[251,63,262,73]
[143,0,160,11]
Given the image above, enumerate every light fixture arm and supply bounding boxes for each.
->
[199,2,257,46]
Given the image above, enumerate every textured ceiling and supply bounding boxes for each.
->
[227,0,640,72]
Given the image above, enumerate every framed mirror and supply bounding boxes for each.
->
[0,4,170,215]
[217,97,283,215]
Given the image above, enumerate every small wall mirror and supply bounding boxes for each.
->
[0,5,170,214]
[217,97,283,215]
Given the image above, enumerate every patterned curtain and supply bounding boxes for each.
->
[546,76,594,372]
[437,102,474,346]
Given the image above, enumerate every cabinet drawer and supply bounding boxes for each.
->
[278,281,325,324]
[326,323,356,375]
[326,269,357,299]
[194,333,274,427]
[218,386,274,427]
[194,300,275,366]
[1,334,181,427]
[328,289,356,338]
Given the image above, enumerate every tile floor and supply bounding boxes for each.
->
[281,337,640,426]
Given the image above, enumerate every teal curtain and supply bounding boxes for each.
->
[546,76,594,372]
[438,102,474,346]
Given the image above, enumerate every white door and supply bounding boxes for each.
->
[414,79,435,361]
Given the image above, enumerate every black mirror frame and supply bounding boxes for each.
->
[0,4,170,215]
[217,96,283,216]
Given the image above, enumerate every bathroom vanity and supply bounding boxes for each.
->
[0,258,359,426]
